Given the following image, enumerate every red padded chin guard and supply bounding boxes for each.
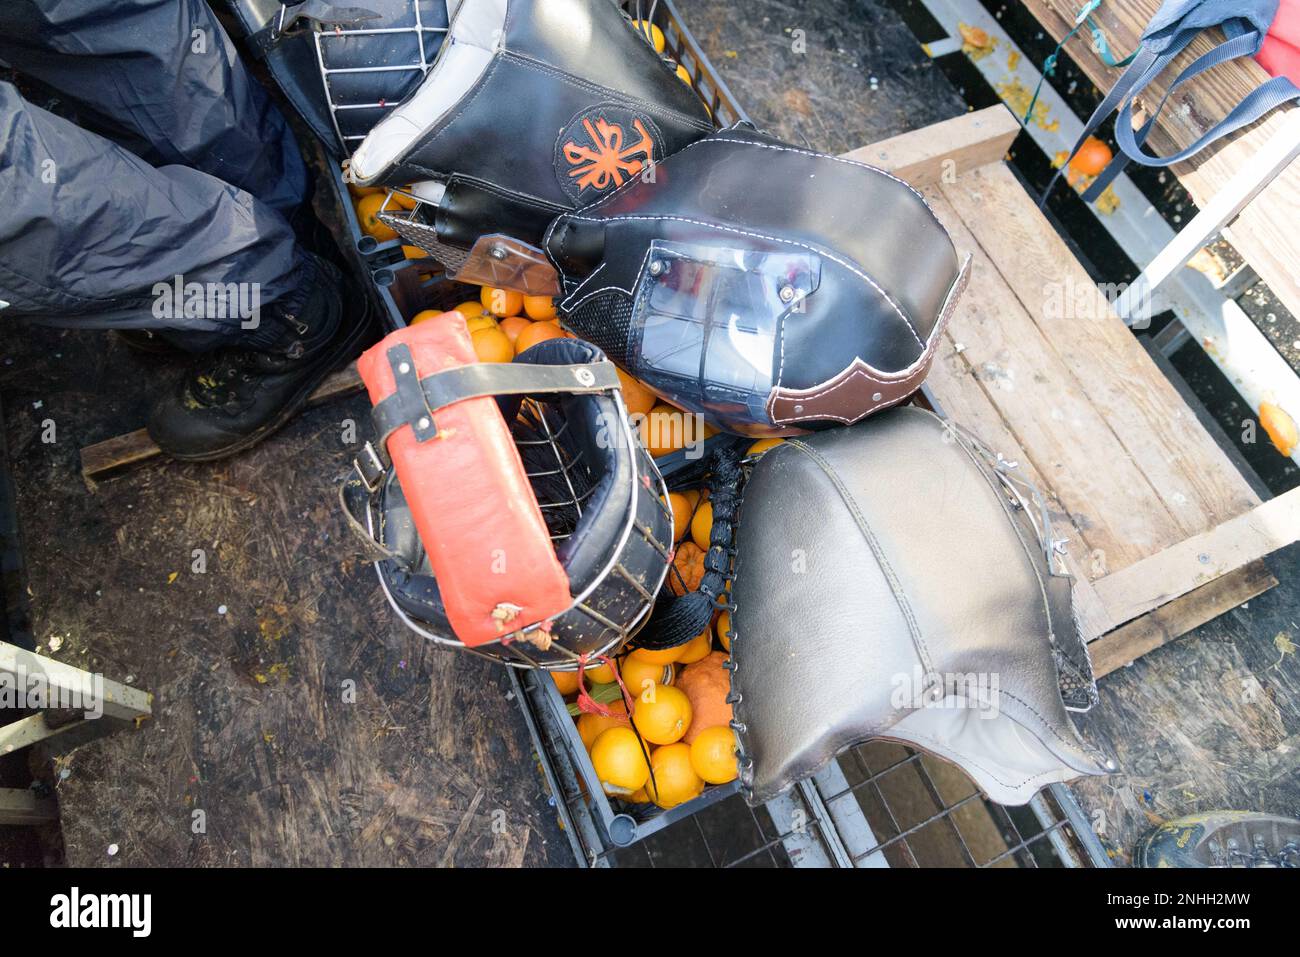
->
[356,313,572,647]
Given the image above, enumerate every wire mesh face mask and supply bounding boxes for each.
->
[725,408,1114,806]
[342,321,674,670]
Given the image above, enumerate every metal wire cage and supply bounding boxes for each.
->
[312,0,451,151]
[364,378,676,671]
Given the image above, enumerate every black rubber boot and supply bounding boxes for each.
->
[147,252,372,461]
[1135,811,1300,867]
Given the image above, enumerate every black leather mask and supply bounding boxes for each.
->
[349,0,715,252]
[544,127,971,436]
[727,408,1113,806]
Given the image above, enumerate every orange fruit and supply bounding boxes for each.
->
[410,308,452,326]
[690,500,713,550]
[645,743,704,808]
[667,492,693,543]
[628,787,650,803]
[681,489,703,510]
[675,63,692,86]
[1069,137,1113,178]
[590,726,650,796]
[715,610,731,652]
[355,194,398,242]
[675,629,712,665]
[402,245,428,259]
[631,683,692,745]
[471,326,514,363]
[454,299,489,318]
[584,660,616,684]
[1260,401,1298,456]
[632,19,666,53]
[620,656,675,700]
[616,368,658,418]
[576,699,629,751]
[348,184,384,197]
[690,726,738,784]
[514,320,565,355]
[640,402,704,457]
[669,541,706,595]
[480,286,524,318]
[552,670,580,696]
[523,295,557,321]
[629,644,682,666]
[498,315,532,345]
[747,437,784,457]
[676,651,732,744]
[390,187,419,210]
[464,312,499,333]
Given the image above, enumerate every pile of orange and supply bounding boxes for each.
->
[553,619,738,809]
[403,284,570,363]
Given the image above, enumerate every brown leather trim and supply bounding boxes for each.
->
[765,255,971,426]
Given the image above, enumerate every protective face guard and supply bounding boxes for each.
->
[545,127,972,437]
[349,0,715,258]
[342,322,674,669]
[227,0,453,156]
[727,408,1113,806]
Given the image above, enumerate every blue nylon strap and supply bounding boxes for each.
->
[1083,29,1300,200]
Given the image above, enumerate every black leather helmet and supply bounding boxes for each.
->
[545,127,971,436]
[349,0,715,258]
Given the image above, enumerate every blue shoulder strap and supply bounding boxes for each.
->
[1046,7,1300,206]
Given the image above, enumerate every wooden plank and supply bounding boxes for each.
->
[841,104,1021,186]
[926,332,1113,639]
[940,164,1260,544]
[80,361,365,482]
[1092,486,1300,627]
[922,185,1185,571]
[0,787,57,825]
[1020,0,1300,331]
[1091,560,1277,677]
[0,641,152,723]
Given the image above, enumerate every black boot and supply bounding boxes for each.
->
[147,252,372,461]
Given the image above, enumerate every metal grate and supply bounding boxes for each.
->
[513,659,1107,868]
[312,1,450,149]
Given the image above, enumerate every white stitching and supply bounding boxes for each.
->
[559,213,926,348]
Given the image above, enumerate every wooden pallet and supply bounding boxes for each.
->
[858,108,1300,672]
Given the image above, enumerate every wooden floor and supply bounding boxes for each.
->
[917,159,1300,860]
[0,324,570,867]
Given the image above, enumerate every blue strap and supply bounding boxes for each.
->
[1082,29,1300,200]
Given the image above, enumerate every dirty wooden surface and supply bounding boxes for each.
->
[0,325,569,867]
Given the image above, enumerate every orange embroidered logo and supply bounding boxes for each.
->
[560,114,657,195]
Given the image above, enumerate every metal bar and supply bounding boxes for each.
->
[0,641,151,724]
[1048,782,1113,868]
[810,761,889,867]
[796,779,855,868]
[1115,111,1300,322]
